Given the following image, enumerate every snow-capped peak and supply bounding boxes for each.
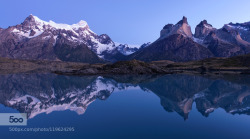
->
[31,15,89,30]
[76,20,88,27]
[9,14,142,61]
[12,15,93,40]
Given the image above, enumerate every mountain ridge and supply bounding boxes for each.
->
[0,15,250,63]
[0,15,142,63]
[129,16,250,62]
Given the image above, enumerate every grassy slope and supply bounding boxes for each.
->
[0,57,89,74]
[0,54,249,74]
[160,54,250,70]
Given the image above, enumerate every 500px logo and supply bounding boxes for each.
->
[0,113,27,126]
[9,116,24,123]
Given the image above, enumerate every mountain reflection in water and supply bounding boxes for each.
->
[0,73,250,120]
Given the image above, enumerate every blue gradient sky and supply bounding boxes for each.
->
[1,0,250,44]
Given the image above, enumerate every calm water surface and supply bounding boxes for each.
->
[0,73,250,139]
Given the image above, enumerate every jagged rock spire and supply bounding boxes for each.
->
[194,20,215,38]
[160,16,192,38]
[177,16,188,24]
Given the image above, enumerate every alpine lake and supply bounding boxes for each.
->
[0,73,250,139]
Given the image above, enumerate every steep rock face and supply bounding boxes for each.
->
[98,34,113,44]
[54,38,102,63]
[203,32,246,57]
[139,42,151,50]
[160,16,192,38]
[194,20,216,39]
[194,20,250,57]
[128,17,214,62]
[160,24,174,37]
[129,34,214,62]
[216,26,250,47]
[226,22,250,43]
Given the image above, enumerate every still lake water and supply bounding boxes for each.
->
[0,73,250,139]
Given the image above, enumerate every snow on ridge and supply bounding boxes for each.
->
[11,15,142,58]
[12,15,92,39]
[226,24,248,31]
[204,24,214,29]
[114,42,140,48]
[91,37,115,55]
[8,95,41,105]
[32,15,88,31]
[114,42,141,55]
[13,28,43,38]
[229,107,250,113]
[121,51,135,55]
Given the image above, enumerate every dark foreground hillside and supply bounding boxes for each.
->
[0,54,250,75]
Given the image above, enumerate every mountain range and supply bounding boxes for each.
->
[0,15,144,63]
[0,15,250,63]
[129,16,250,61]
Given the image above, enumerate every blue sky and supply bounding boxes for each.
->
[1,0,250,45]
